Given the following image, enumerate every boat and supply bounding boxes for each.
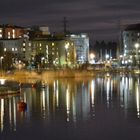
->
[17,100,27,112]
[0,79,20,96]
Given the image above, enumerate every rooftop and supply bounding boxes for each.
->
[124,23,140,31]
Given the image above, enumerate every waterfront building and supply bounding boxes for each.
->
[25,35,76,69]
[67,33,89,64]
[0,38,26,69]
[0,24,24,39]
[122,23,140,66]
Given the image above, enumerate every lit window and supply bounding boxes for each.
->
[8,32,10,39]
[0,34,2,38]
[12,48,14,51]
[81,34,86,38]
[40,43,42,47]
[4,48,6,52]
[23,43,26,46]
[0,29,2,33]
[12,29,15,38]
[23,48,26,51]
[15,48,17,51]
[29,42,31,46]
[52,42,55,46]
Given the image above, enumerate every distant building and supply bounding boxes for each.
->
[67,33,89,64]
[0,38,26,69]
[0,24,90,69]
[39,26,50,35]
[27,25,50,39]
[25,35,76,69]
[0,24,24,39]
[122,23,140,66]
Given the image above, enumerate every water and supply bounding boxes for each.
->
[0,74,140,140]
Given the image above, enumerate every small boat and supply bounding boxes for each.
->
[17,100,27,112]
[0,79,20,96]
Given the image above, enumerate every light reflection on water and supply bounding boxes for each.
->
[0,74,140,138]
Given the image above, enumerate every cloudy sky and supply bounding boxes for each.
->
[0,0,140,41]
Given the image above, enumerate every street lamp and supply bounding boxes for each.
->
[89,53,95,64]
[105,54,109,61]
[0,56,4,77]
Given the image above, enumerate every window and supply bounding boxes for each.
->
[4,48,6,52]
[23,48,26,51]
[8,32,10,39]
[29,42,31,46]
[12,29,15,38]
[52,42,55,46]
[12,48,14,51]
[23,43,26,46]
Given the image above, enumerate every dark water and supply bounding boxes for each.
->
[0,74,140,140]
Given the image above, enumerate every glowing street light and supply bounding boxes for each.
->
[135,43,139,49]
[106,54,109,60]
[89,53,95,64]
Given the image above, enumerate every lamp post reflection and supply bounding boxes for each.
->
[1,99,4,132]
[66,86,70,122]
[90,80,95,118]
[136,84,140,118]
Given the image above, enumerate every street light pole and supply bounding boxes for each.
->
[0,56,4,77]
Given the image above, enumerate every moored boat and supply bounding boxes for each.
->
[0,79,20,96]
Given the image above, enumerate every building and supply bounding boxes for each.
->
[67,33,89,64]
[122,23,140,66]
[0,38,26,70]
[25,35,76,69]
[0,24,24,39]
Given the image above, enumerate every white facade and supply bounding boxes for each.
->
[123,31,140,55]
[122,24,140,66]
[68,33,89,64]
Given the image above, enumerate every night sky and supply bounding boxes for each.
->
[0,0,140,41]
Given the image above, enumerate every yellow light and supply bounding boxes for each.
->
[52,42,55,46]
[90,53,95,59]
[135,43,139,49]
[0,79,6,85]
[65,42,69,49]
